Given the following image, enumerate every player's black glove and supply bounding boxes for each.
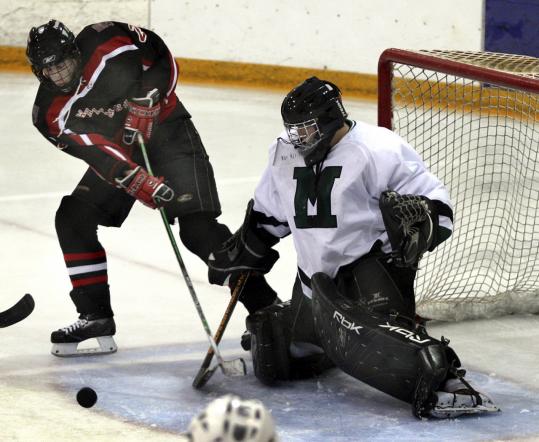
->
[208,200,280,286]
[379,190,437,268]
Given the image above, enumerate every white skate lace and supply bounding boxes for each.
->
[61,318,88,333]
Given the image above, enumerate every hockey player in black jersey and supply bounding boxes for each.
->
[208,77,500,419]
[26,20,277,357]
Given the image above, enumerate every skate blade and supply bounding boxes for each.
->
[51,336,117,357]
[430,403,501,419]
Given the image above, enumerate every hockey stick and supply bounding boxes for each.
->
[0,294,34,328]
[192,271,250,389]
[137,133,246,378]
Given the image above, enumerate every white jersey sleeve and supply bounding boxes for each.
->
[252,140,292,238]
[364,126,453,232]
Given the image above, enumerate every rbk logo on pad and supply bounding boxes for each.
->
[379,322,431,344]
[333,311,362,335]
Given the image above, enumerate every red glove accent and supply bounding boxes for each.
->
[115,166,174,209]
[123,88,161,145]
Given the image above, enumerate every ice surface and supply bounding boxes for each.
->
[0,73,538,441]
[3,339,539,442]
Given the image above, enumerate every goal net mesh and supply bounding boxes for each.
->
[383,50,539,320]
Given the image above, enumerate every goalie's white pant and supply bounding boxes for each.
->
[430,378,500,419]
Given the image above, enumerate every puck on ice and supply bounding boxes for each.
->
[76,387,97,408]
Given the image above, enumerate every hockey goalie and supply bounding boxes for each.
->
[208,76,500,419]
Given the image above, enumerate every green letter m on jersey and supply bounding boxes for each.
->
[293,166,342,228]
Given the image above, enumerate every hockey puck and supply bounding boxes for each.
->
[76,387,98,408]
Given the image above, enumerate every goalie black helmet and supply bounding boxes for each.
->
[281,76,348,166]
[26,19,81,93]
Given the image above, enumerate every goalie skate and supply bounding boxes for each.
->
[430,378,500,419]
[50,315,117,357]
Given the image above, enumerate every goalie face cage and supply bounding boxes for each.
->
[378,49,539,321]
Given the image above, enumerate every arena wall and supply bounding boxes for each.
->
[0,0,484,98]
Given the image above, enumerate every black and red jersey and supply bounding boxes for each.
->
[32,21,190,183]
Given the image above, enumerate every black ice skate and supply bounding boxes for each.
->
[50,314,117,357]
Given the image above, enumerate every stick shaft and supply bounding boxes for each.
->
[202,273,248,362]
[137,134,225,365]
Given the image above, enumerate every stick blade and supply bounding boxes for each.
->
[192,365,219,389]
[220,357,247,377]
[0,294,35,328]
[192,357,246,389]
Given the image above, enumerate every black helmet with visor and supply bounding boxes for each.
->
[26,19,81,93]
[281,76,348,166]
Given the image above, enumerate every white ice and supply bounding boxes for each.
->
[0,72,538,441]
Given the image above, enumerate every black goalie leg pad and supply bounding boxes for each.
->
[246,302,292,385]
[311,272,448,404]
[412,343,450,418]
[246,300,334,384]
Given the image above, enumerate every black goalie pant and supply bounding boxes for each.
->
[55,116,228,318]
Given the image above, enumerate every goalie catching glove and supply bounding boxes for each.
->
[379,190,438,268]
[115,166,174,209]
[208,199,279,286]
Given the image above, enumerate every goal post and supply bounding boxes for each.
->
[378,48,539,321]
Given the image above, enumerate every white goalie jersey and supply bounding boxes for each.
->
[253,120,453,297]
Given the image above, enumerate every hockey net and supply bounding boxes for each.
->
[378,49,539,321]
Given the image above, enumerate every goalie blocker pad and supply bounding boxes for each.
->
[208,199,280,286]
[311,272,458,410]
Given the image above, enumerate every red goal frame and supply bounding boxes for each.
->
[377,48,539,130]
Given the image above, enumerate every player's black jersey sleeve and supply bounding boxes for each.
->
[134,27,179,99]
[31,21,183,184]
[32,86,137,182]
[77,22,179,100]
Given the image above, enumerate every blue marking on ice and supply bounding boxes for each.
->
[56,340,539,441]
